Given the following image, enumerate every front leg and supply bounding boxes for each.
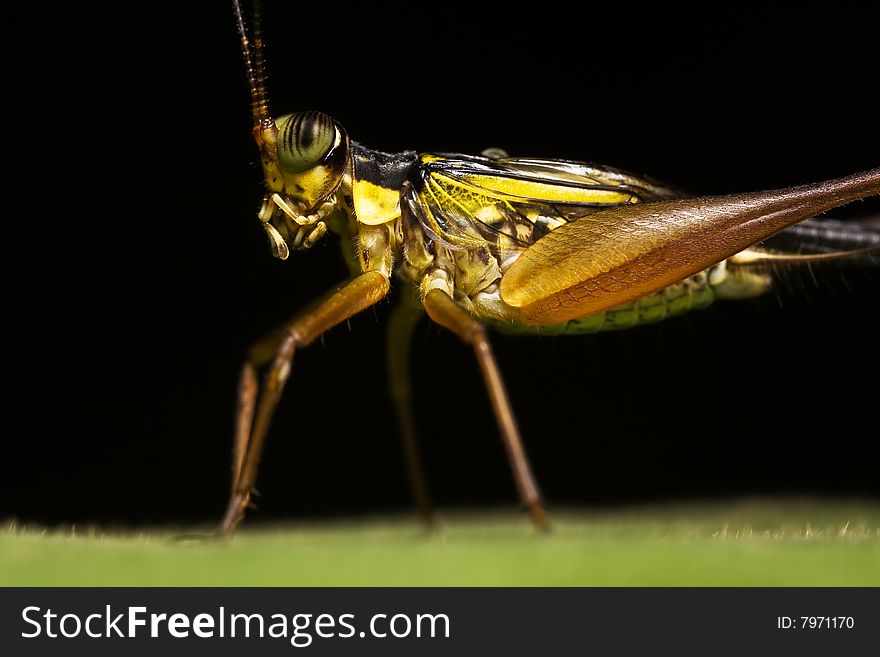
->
[219,271,390,535]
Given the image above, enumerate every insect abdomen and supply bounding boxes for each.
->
[492,272,714,335]
[492,257,774,335]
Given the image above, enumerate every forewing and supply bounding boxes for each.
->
[764,218,880,256]
[407,154,682,255]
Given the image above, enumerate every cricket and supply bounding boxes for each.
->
[221,0,880,534]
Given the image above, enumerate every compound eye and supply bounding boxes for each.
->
[275,111,339,173]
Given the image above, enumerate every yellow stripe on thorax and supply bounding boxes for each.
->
[352,179,401,225]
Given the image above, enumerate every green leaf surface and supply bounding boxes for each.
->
[2,499,878,586]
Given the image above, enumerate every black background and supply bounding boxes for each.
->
[6,3,878,528]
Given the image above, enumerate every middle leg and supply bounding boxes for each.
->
[422,286,548,529]
[386,294,435,526]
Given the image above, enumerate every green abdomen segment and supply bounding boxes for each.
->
[491,260,771,336]
[494,272,714,335]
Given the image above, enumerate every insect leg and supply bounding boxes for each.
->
[422,286,548,530]
[232,361,258,494]
[502,167,880,324]
[387,294,435,527]
[229,331,291,494]
[219,271,391,535]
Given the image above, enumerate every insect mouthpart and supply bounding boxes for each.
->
[265,192,337,226]
[258,194,335,259]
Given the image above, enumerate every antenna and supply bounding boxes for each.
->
[233,0,270,123]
